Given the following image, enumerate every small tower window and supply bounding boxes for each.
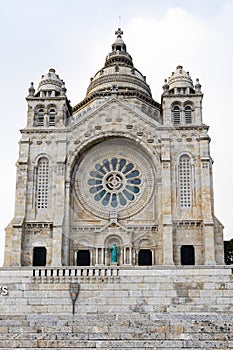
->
[179,155,192,208]
[185,106,192,124]
[37,157,49,209]
[48,108,56,126]
[173,105,181,125]
[36,109,44,126]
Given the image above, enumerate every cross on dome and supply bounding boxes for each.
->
[115,28,123,38]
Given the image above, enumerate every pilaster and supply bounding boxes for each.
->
[200,133,216,265]
[51,226,62,266]
[62,180,71,265]
[161,136,174,265]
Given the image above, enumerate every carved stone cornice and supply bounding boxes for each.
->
[173,220,203,228]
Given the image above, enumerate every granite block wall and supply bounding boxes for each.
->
[0,266,233,349]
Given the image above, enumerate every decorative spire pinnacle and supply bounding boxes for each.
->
[28,82,35,96]
[195,78,202,93]
[115,28,123,38]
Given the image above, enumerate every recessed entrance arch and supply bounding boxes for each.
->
[138,249,152,266]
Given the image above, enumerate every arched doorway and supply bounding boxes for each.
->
[138,249,152,266]
[77,250,90,266]
[181,245,195,265]
[33,247,47,266]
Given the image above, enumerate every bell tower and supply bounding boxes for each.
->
[26,68,71,128]
[161,65,224,265]
[4,69,71,266]
[161,65,203,126]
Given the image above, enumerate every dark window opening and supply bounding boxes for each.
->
[49,116,55,126]
[181,245,195,265]
[36,109,44,126]
[33,247,46,266]
[48,108,56,126]
[138,249,152,266]
[37,116,44,126]
[77,250,90,266]
[185,106,192,124]
[116,46,121,51]
[173,105,181,125]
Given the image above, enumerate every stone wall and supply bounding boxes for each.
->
[0,266,233,349]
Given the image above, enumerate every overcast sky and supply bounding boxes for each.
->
[0,0,232,265]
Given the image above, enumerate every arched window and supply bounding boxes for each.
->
[48,108,56,126]
[36,108,44,126]
[179,155,192,208]
[37,157,49,209]
[184,106,192,124]
[173,105,181,125]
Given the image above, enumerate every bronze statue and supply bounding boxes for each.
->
[110,243,119,263]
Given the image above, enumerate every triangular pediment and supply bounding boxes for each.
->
[70,97,162,133]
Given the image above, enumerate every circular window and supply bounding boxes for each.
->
[74,138,155,219]
[88,158,141,208]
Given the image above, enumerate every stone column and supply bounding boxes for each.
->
[95,248,99,265]
[123,248,126,264]
[151,249,155,265]
[104,248,107,265]
[135,249,139,265]
[90,250,93,266]
[74,251,77,265]
[129,247,132,265]
[101,248,104,265]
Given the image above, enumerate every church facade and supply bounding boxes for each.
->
[4,28,224,268]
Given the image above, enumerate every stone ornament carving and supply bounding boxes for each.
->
[74,138,155,219]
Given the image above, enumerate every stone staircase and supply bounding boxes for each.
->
[0,266,233,349]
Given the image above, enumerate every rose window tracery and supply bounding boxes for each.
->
[88,158,141,208]
[73,138,155,219]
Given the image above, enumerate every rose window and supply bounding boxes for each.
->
[87,158,141,208]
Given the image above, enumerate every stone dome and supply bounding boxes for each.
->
[86,28,152,98]
[167,65,194,90]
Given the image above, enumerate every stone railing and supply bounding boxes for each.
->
[32,267,120,283]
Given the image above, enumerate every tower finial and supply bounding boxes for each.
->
[115,27,123,38]
[119,15,121,28]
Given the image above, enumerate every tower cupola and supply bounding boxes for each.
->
[34,68,66,98]
[105,28,133,68]
[166,65,194,94]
